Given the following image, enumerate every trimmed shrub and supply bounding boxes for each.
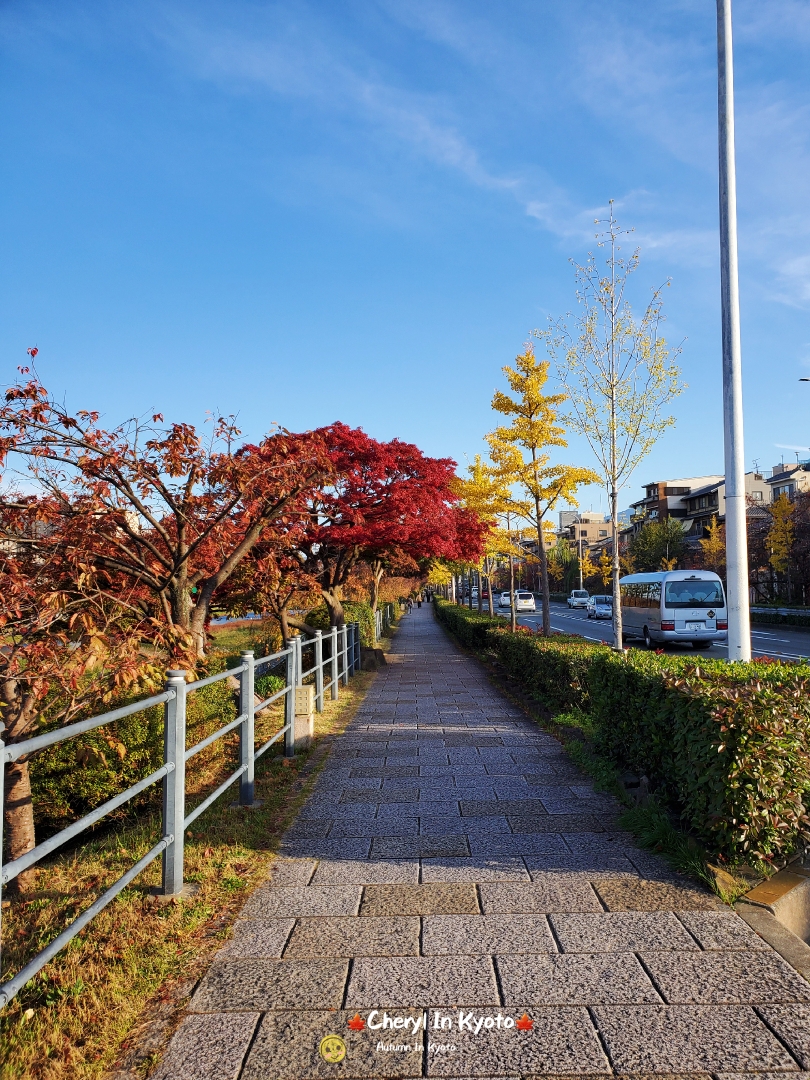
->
[434,598,503,649]
[436,601,810,866]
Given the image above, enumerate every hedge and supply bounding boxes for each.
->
[434,598,810,866]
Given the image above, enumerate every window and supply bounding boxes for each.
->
[599,529,607,537]
[664,579,725,609]
[580,529,588,537]
[750,491,763,501]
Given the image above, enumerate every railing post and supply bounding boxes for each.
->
[162,670,188,895]
[354,621,361,673]
[340,625,349,686]
[295,634,304,688]
[330,626,339,700]
[347,624,355,675]
[284,643,296,758]
[238,651,255,806]
[314,630,324,713]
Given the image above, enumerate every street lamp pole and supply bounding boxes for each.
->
[716,0,751,662]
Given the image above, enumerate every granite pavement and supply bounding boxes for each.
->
[152,605,810,1079]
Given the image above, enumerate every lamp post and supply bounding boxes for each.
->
[717,0,751,661]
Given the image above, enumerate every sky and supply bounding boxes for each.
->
[2,0,809,516]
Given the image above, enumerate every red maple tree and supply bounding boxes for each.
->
[0,374,331,660]
[295,423,486,627]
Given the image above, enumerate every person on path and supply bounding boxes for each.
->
[417,595,422,609]
[406,598,413,613]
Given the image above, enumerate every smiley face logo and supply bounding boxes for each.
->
[319,1035,347,1064]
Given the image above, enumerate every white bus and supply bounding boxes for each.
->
[619,570,728,650]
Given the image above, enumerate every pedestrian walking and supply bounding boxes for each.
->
[417,595,422,609]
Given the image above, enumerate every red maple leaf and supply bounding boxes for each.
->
[515,1013,533,1031]
[347,1013,366,1031]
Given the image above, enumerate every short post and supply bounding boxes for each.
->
[340,625,349,686]
[314,630,324,712]
[284,642,296,758]
[330,626,339,700]
[295,634,304,687]
[162,670,188,895]
[354,621,361,672]
[238,651,255,806]
[348,624,355,675]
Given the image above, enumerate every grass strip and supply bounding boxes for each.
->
[1,628,380,1080]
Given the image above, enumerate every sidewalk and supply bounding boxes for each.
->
[154,605,810,1078]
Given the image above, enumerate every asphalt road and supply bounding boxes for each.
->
[487,600,810,662]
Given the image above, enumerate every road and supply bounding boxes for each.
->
[484,600,810,663]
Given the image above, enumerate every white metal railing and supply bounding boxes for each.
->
[0,621,364,1009]
[374,602,396,643]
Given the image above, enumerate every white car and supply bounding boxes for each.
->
[497,591,536,612]
[567,589,590,608]
[587,595,613,619]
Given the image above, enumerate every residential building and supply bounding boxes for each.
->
[563,511,610,549]
[765,460,810,501]
[629,476,724,526]
[682,471,769,539]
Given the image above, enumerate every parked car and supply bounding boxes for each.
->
[619,570,728,649]
[587,595,613,619]
[567,589,590,608]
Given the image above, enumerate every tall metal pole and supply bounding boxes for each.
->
[717,0,751,662]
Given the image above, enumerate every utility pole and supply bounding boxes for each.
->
[717,0,751,661]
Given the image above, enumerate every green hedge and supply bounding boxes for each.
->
[751,610,810,630]
[434,600,504,649]
[435,599,810,866]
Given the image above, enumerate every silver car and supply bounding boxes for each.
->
[567,589,590,609]
[587,595,613,619]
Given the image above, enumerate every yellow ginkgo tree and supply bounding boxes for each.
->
[454,454,516,616]
[487,344,599,635]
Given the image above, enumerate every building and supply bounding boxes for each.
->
[561,511,610,549]
[681,471,769,539]
[765,460,810,501]
[629,476,724,526]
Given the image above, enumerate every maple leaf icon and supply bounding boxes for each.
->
[347,1013,366,1031]
[515,1013,533,1031]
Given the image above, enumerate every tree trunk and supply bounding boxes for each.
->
[509,550,517,633]
[322,588,345,627]
[536,520,551,637]
[4,757,37,892]
[611,484,623,650]
[2,684,39,893]
[370,561,384,613]
[485,558,495,616]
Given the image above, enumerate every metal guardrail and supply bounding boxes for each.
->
[374,602,396,644]
[0,622,364,1009]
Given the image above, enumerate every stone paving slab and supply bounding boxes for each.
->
[242,884,362,917]
[425,1007,610,1076]
[346,956,500,1007]
[218,918,294,958]
[421,857,531,883]
[549,912,700,953]
[756,1003,810,1068]
[150,1012,259,1080]
[478,881,603,914]
[360,883,480,916]
[191,958,349,1011]
[241,1010,425,1079]
[497,952,662,1005]
[592,1004,799,1073]
[640,950,810,1003]
[284,915,420,957]
[677,910,771,950]
[155,607,810,1078]
[421,914,557,955]
[310,858,420,885]
[593,878,724,910]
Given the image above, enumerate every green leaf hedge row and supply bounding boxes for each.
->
[435,598,810,866]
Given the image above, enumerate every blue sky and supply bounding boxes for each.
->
[2,1,809,515]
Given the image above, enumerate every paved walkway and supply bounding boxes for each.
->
[155,606,810,1078]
